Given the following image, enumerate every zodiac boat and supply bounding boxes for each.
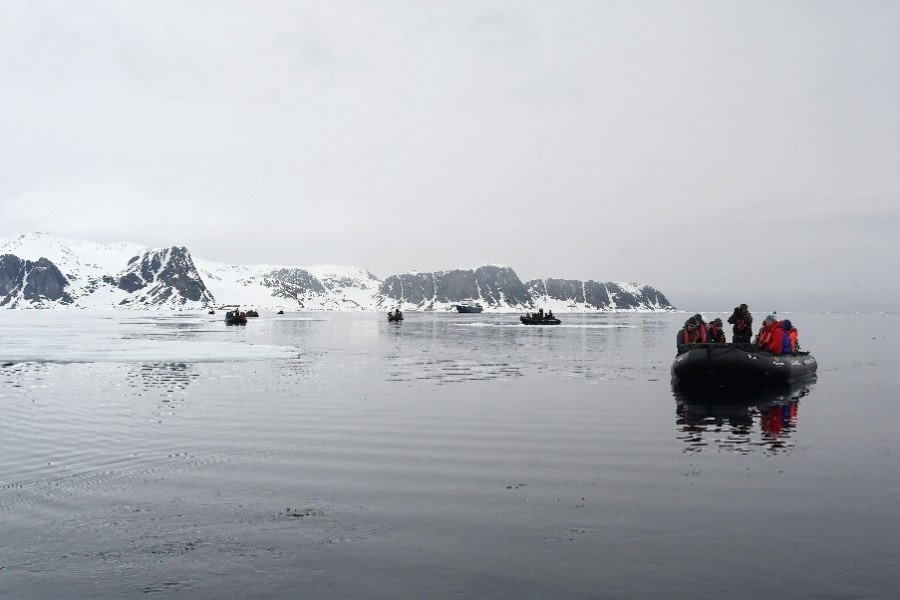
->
[671,343,817,387]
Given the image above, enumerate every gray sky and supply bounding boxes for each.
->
[2,1,899,311]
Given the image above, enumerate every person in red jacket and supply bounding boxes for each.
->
[756,313,785,354]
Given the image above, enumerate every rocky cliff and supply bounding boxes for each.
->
[111,246,215,307]
[379,266,533,310]
[0,233,675,311]
[380,266,671,311]
[0,255,74,307]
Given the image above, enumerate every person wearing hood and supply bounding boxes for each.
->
[756,312,785,354]
[707,318,726,343]
[692,314,709,343]
[728,304,754,343]
[782,319,798,354]
[677,317,701,352]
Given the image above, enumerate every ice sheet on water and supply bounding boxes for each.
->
[0,311,298,363]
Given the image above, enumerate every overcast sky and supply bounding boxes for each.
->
[2,1,898,311]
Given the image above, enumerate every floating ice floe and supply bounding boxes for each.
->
[0,311,298,364]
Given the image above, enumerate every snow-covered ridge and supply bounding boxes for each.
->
[0,232,144,279]
[0,233,675,311]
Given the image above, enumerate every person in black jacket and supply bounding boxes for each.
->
[727,304,753,343]
[708,318,726,343]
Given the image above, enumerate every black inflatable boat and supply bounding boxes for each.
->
[672,343,817,387]
[225,311,247,325]
[520,315,561,325]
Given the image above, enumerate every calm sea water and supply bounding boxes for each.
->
[1,311,898,599]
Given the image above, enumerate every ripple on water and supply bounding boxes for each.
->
[3,312,896,600]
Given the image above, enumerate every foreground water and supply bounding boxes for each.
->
[1,311,897,599]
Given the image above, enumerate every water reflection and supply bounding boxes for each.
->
[375,314,656,383]
[673,379,815,455]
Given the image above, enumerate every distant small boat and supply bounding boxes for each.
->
[388,311,404,322]
[245,310,259,318]
[225,311,247,325]
[454,300,483,313]
[277,310,284,315]
[208,309,215,315]
[520,314,560,325]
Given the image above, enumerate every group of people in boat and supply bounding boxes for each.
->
[524,308,555,321]
[388,308,403,320]
[677,304,800,355]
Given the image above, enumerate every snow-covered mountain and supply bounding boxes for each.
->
[194,260,383,311]
[0,234,212,309]
[0,233,675,311]
[379,266,673,312]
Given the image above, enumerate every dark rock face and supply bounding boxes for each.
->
[380,265,673,310]
[640,286,672,309]
[475,266,532,307]
[528,278,673,310]
[0,254,73,307]
[433,270,480,302]
[116,247,215,307]
[603,282,642,309]
[24,258,73,304]
[529,278,612,307]
[606,282,672,310]
[380,272,432,306]
[379,266,533,309]
[265,269,327,295]
[0,254,27,306]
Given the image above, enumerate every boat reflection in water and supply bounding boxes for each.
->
[673,378,816,455]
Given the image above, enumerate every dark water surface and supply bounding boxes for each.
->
[1,311,898,599]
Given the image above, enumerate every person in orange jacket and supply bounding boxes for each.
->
[677,317,702,352]
[692,313,709,342]
[756,313,785,354]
